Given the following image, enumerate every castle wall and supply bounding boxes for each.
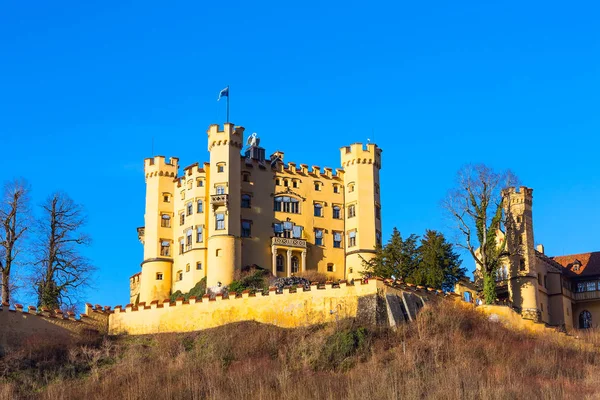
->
[109,280,379,335]
[0,304,110,353]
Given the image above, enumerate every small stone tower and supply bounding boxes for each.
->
[138,156,179,304]
[206,123,244,288]
[340,143,382,280]
[503,186,540,321]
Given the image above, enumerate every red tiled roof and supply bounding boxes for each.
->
[551,252,600,278]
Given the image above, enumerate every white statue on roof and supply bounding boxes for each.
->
[246,132,260,147]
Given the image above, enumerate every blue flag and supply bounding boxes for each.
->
[218,86,229,101]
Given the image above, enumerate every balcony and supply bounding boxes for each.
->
[573,290,600,301]
[272,236,307,249]
[211,194,229,208]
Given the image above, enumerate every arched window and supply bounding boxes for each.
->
[291,256,299,274]
[347,182,355,193]
[241,194,251,208]
[333,205,341,219]
[314,203,323,217]
[274,196,300,213]
[464,291,472,303]
[276,254,284,272]
[161,214,171,228]
[580,310,592,329]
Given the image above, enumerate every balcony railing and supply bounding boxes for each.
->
[272,236,307,249]
[211,194,229,208]
[573,290,600,301]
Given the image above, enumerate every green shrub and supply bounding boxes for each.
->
[314,326,370,371]
[169,277,207,302]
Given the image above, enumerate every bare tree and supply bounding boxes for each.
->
[443,164,518,304]
[0,179,30,304]
[34,192,95,309]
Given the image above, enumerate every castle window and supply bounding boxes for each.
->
[333,205,341,219]
[284,179,289,187]
[241,194,251,208]
[580,310,592,329]
[181,190,185,200]
[216,213,225,230]
[376,230,382,246]
[315,229,324,246]
[163,193,171,203]
[375,205,381,220]
[537,273,542,286]
[160,241,170,256]
[217,163,225,173]
[314,182,321,191]
[186,202,193,216]
[519,258,526,271]
[186,263,190,272]
[314,203,323,217]
[348,230,356,247]
[517,216,523,223]
[348,183,355,193]
[283,221,293,238]
[587,281,597,291]
[196,226,203,243]
[156,272,163,280]
[197,200,203,213]
[161,214,171,228]
[292,180,298,188]
[196,262,202,270]
[333,231,342,248]
[242,172,250,182]
[274,196,299,214]
[274,223,284,237]
[327,263,334,272]
[276,178,281,186]
[241,220,252,237]
[291,225,302,239]
[216,185,226,195]
[333,185,339,194]
[216,249,222,257]
[348,204,356,218]
[186,229,192,250]
[179,238,184,255]
[291,256,299,274]
[177,271,183,281]
[276,254,284,272]
[197,179,203,187]
[187,180,193,190]
[180,213,185,226]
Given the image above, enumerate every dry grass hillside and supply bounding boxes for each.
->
[2,301,600,400]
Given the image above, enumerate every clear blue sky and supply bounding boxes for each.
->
[1,1,599,306]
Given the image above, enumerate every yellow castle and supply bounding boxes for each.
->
[130,122,382,304]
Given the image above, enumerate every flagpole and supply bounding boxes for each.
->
[226,86,230,123]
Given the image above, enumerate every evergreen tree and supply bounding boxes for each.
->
[412,230,466,291]
[361,228,419,280]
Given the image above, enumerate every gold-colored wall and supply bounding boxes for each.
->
[111,280,378,335]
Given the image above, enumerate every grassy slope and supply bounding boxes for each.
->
[2,301,600,400]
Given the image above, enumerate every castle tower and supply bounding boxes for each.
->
[138,156,179,304]
[340,143,382,280]
[206,123,244,288]
[504,186,540,321]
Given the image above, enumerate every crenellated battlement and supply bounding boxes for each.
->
[503,186,533,206]
[274,162,344,180]
[207,123,245,150]
[108,278,450,335]
[340,143,382,169]
[144,156,179,179]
